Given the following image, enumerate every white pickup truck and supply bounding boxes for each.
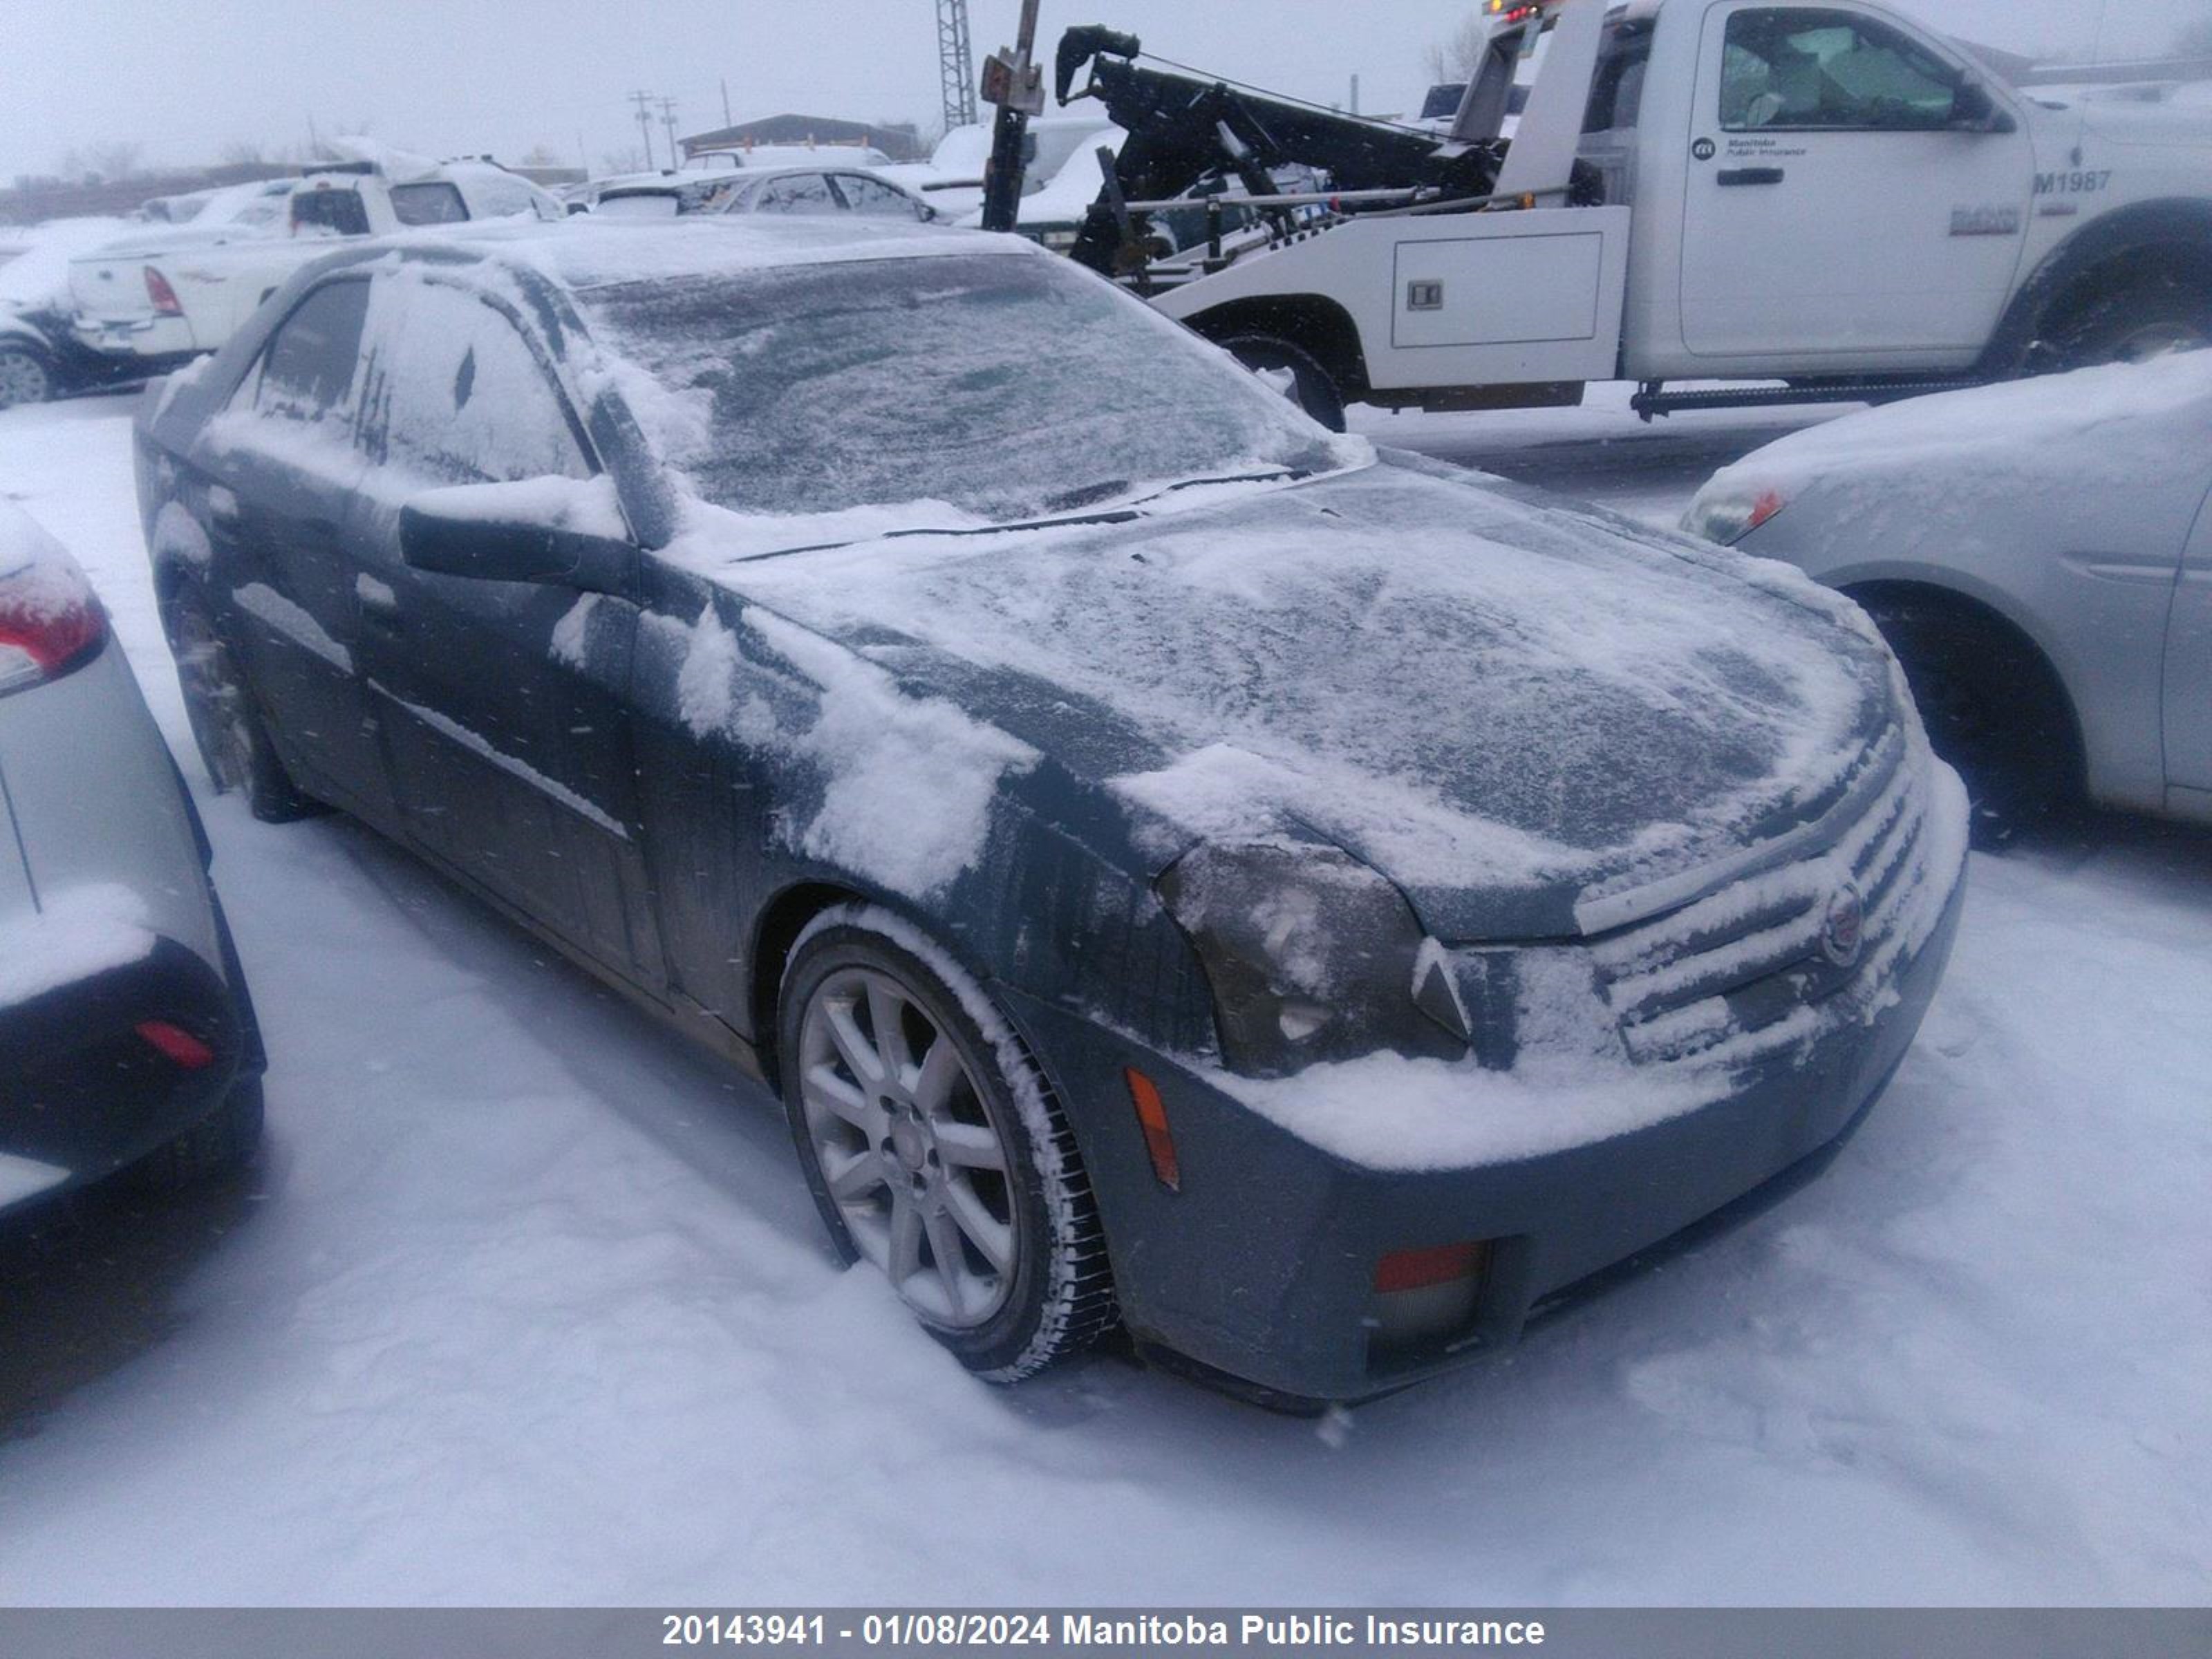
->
[1079,0,2212,423]
[69,158,559,367]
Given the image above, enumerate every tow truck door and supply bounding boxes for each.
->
[1676,2,2032,367]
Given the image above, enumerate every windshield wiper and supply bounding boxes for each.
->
[729,469,1311,565]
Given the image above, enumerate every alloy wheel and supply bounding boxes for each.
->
[796,965,1019,1329]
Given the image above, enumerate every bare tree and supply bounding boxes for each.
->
[519,143,564,169]
[83,140,147,181]
[219,138,269,166]
[2176,17,2212,56]
[1424,17,1490,86]
[599,146,647,175]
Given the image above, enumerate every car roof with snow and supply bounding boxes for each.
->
[337,214,1027,290]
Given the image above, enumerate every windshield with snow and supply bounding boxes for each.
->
[576,252,1348,525]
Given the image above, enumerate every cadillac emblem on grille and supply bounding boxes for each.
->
[1820,883,1867,969]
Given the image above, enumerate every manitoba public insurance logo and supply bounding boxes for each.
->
[1820,883,1866,969]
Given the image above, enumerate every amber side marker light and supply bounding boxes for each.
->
[1124,1067,1180,1191]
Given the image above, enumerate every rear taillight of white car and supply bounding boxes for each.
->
[0,561,107,696]
[143,266,184,317]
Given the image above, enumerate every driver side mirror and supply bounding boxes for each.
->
[399,482,636,598]
[1951,77,2017,134]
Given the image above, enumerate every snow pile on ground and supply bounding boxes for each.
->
[0,399,2204,1606]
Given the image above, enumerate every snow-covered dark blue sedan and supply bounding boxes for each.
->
[134,217,1967,1403]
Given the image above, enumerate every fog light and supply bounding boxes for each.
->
[1371,1241,1492,1357]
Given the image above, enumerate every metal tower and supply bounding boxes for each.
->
[937,0,979,132]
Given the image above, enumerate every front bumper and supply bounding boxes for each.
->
[0,913,262,1217]
[1004,854,1967,1405]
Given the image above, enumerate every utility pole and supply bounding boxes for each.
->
[721,77,733,128]
[629,90,657,170]
[978,0,1044,232]
[936,0,978,133]
[659,96,681,168]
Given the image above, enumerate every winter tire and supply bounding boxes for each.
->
[1222,334,1349,433]
[2041,271,2212,371]
[778,904,1116,1380]
[164,581,326,823]
[1859,593,2078,843]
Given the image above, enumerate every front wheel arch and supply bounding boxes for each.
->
[1844,580,2087,830]
[1984,201,2212,375]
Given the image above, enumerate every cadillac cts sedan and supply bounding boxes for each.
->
[135,218,1967,1403]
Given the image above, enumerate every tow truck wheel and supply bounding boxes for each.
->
[2043,272,2212,371]
[1222,335,1348,433]
[0,343,54,410]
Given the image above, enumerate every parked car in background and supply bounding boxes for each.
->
[588,166,935,222]
[0,504,264,1219]
[714,165,936,221]
[0,218,158,409]
[1685,355,2212,833]
[135,216,1965,1403]
[68,156,559,368]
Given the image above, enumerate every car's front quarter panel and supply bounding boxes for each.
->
[1738,472,2188,816]
[622,563,1215,1059]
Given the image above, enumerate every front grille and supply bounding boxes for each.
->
[1587,745,1932,1068]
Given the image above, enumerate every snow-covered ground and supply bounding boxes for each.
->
[0,391,2206,1605]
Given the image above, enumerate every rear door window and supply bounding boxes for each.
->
[389,182,471,225]
[1586,19,1656,133]
[831,174,919,217]
[745,173,841,215]
[254,278,371,424]
[291,186,371,237]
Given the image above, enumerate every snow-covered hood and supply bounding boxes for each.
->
[1698,355,2212,505]
[711,458,1897,941]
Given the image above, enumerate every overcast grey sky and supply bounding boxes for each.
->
[7,0,2210,178]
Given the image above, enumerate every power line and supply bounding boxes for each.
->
[658,96,681,166]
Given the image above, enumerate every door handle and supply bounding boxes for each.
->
[1716,167,1787,187]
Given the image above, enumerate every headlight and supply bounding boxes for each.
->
[1682,485,1788,547]
[1158,842,1468,1077]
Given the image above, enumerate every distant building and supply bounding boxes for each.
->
[680,115,925,163]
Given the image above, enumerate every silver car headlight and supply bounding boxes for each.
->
[1683,485,1789,547]
[1157,842,1467,1077]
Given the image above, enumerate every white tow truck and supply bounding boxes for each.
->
[1060,0,2212,425]
[68,154,559,367]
